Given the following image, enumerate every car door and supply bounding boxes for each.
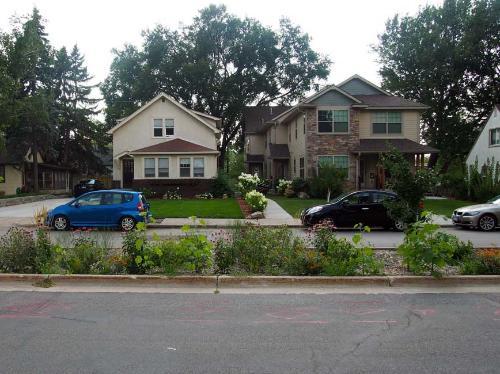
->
[367,192,392,227]
[100,192,125,225]
[337,192,372,228]
[70,192,106,226]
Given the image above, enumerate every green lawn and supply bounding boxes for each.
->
[149,198,244,219]
[423,198,477,217]
[272,196,327,218]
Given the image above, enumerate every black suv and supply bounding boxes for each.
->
[73,179,105,197]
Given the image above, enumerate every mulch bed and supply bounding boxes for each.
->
[236,197,253,218]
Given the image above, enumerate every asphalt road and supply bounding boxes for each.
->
[0,291,499,373]
[0,226,497,248]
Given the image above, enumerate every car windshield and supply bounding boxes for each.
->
[330,192,352,204]
[486,195,500,204]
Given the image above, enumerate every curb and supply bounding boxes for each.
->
[1,274,498,289]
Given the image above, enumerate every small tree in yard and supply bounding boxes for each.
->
[310,163,346,202]
[382,148,437,224]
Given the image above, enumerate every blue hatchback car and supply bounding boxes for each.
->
[46,190,150,231]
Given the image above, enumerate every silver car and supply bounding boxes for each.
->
[452,195,500,231]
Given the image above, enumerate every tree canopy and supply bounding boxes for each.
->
[375,0,500,164]
[102,4,331,165]
[0,8,107,191]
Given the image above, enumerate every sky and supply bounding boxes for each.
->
[0,0,444,96]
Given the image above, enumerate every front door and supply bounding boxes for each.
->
[122,158,134,188]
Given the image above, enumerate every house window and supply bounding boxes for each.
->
[295,121,298,139]
[289,128,291,142]
[303,115,306,134]
[0,165,4,183]
[372,112,402,134]
[165,119,174,136]
[180,158,191,177]
[317,155,349,176]
[144,158,156,177]
[158,158,169,177]
[299,157,304,179]
[294,158,297,175]
[193,157,204,177]
[153,119,163,137]
[318,109,349,133]
[490,128,500,146]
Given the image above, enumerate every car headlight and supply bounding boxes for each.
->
[308,206,323,214]
[463,211,480,216]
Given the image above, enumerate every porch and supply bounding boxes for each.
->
[355,139,439,190]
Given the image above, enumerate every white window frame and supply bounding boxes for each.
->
[193,157,205,178]
[144,158,156,178]
[158,157,169,178]
[299,157,305,179]
[489,128,500,147]
[316,155,350,178]
[317,107,350,134]
[179,157,191,178]
[152,118,175,138]
[371,112,402,135]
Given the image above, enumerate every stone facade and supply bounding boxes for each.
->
[304,108,360,190]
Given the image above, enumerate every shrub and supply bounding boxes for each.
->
[0,228,53,273]
[244,190,268,212]
[311,224,382,276]
[210,172,233,197]
[382,148,438,224]
[397,220,472,276]
[291,178,308,194]
[163,188,182,200]
[460,249,500,275]
[63,237,107,274]
[466,157,500,201]
[308,163,346,200]
[277,179,292,195]
[122,221,212,275]
[195,192,214,199]
[213,224,312,275]
[141,188,158,199]
[237,173,260,195]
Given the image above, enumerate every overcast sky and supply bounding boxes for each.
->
[0,0,443,95]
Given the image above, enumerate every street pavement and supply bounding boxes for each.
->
[0,226,497,249]
[0,291,499,373]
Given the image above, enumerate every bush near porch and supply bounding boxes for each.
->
[149,198,244,219]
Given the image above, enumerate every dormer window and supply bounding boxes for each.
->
[153,118,175,137]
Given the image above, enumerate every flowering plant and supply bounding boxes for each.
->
[237,173,260,195]
[244,190,268,212]
[277,179,292,195]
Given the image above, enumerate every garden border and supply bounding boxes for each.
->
[0,273,498,289]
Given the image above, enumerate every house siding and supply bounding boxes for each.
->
[358,110,420,142]
[305,108,360,189]
[338,78,382,95]
[0,166,23,195]
[310,90,356,106]
[286,113,307,179]
[466,107,500,168]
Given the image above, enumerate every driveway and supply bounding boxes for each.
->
[0,198,71,222]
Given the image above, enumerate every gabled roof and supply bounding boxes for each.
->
[130,138,219,154]
[303,85,363,104]
[337,74,391,96]
[465,104,500,163]
[242,106,292,134]
[353,95,429,109]
[107,93,221,134]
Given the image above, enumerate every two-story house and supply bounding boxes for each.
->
[242,74,438,190]
[108,93,221,196]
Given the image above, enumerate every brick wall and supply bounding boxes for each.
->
[304,108,360,190]
[132,179,214,197]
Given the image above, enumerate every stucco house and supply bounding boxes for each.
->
[0,148,72,195]
[466,104,500,170]
[108,93,221,196]
[242,74,438,190]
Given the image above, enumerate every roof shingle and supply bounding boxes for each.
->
[354,139,439,154]
[131,138,218,153]
[354,95,428,108]
[242,106,292,134]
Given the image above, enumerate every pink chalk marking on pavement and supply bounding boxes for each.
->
[255,320,329,325]
[352,309,386,315]
[353,320,398,324]
[494,310,500,316]
[174,319,225,323]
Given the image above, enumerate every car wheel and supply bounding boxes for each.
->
[119,216,136,231]
[393,220,407,231]
[478,214,496,232]
[53,215,69,231]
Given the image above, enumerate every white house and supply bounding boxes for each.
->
[107,93,221,196]
[466,104,500,170]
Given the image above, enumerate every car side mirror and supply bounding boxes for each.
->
[74,202,80,208]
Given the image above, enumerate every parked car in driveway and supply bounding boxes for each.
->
[73,179,105,197]
[451,195,500,231]
[46,190,150,231]
[301,190,406,230]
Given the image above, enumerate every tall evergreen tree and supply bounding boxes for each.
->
[54,45,106,172]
